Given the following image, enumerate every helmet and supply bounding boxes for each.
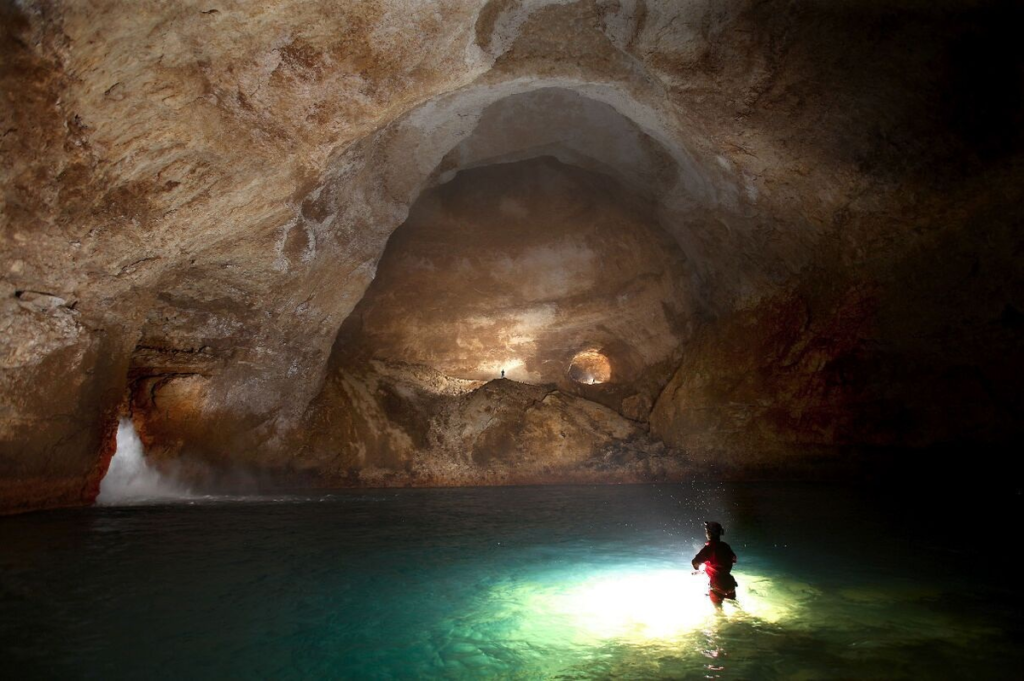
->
[704,521,725,538]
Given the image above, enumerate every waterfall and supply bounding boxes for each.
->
[96,419,192,504]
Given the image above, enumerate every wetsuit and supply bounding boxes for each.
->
[692,540,738,603]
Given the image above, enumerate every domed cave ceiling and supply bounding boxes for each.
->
[1,0,1022,512]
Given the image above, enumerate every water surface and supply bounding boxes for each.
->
[1,482,1020,679]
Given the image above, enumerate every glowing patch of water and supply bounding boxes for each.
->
[494,563,797,650]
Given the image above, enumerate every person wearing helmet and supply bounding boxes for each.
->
[692,521,738,606]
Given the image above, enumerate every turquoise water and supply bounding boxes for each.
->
[1,482,1020,679]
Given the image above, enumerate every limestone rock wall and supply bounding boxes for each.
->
[2,0,1023,511]
[300,360,684,488]
[334,158,692,415]
[1,0,495,511]
[651,177,1024,467]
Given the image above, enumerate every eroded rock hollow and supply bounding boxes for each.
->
[2,0,1023,512]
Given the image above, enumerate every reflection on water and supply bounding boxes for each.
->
[1,483,1020,679]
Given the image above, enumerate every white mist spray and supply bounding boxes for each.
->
[96,418,192,504]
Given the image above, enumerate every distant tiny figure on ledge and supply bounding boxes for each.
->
[692,520,738,607]
[501,369,505,378]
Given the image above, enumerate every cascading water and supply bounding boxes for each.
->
[96,418,192,504]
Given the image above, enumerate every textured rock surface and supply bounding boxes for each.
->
[651,179,1024,466]
[300,362,684,488]
[2,1,1023,511]
[334,158,691,412]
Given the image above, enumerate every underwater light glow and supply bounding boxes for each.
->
[498,565,795,648]
[551,568,717,640]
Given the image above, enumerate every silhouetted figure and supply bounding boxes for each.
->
[692,521,737,606]
[501,369,505,378]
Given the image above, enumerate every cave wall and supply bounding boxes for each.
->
[651,176,1024,469]
[334,158,692,410]
[300,360,682,488]
[2,0,1023,511]
[1,0,498,511]
[289,157,693,485]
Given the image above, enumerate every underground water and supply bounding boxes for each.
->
[1,425,1020,679]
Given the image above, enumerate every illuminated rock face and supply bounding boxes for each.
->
[300,363,683,488]
[294,159,688,485]
[568,351,613,386]
[334,158,690,409]
[1,1,1023,510]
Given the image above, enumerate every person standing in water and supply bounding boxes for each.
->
[692,521,738,606]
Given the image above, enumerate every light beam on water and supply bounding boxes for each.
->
[494,564,795,650]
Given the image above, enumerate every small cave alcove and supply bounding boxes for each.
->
[567,349,612,385]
